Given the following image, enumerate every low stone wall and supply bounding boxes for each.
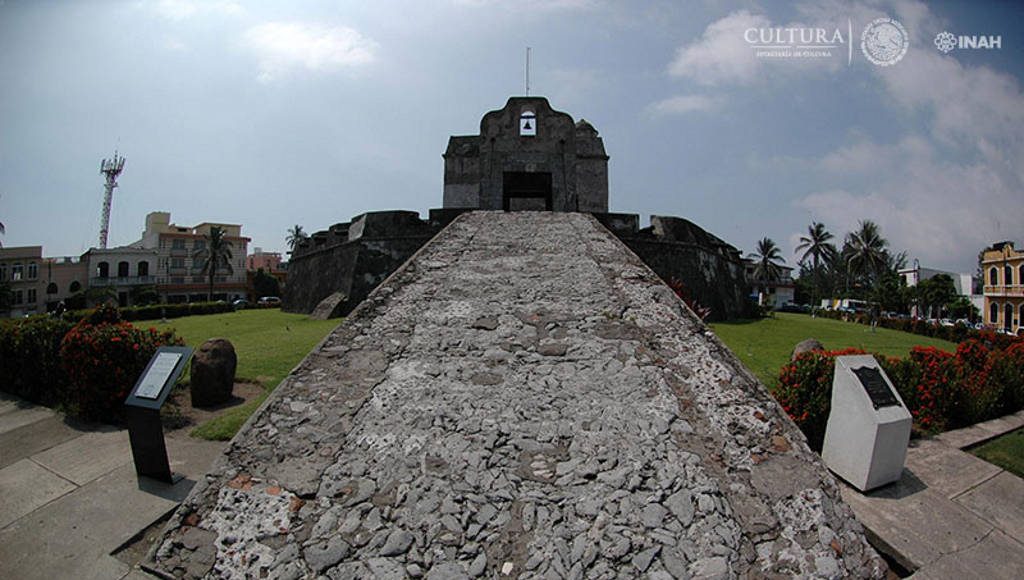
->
[283,210,464,316]
[287,210,753,322]
[147,212,883,579]
[594,213,754,321]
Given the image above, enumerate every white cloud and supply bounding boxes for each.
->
[242,22,378,83]
[647,94,722,116]
[452,0,596,10]
[780,0,1024,272]
[668,10,769,86]
[795,62,1024,271]
[150,0,243,21]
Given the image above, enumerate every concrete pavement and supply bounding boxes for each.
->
[0,392,224,580]
[842,410,1024,579]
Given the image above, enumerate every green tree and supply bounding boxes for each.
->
[749,237,786,305]
[193,226,235,301]
[129,285,160,306]
[795,222,837,308]
[918,274,958,319]
[0,279,11,312]
[845,220,889,285]
[286,224,308,251]
[253,268,280,299]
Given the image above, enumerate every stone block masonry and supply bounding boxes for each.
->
[148,212,884,579]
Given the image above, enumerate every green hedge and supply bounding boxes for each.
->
[814,308,1019,348]
[0,316,75,406]
[0,305,181,422]
[63,300,236,323]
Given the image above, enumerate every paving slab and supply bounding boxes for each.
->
[0,458,77,529]
[32,428,132,485]
[911,530,1024,580]
[904,438,1002,499]
[0,413,81,470]
[954,471,1024,540]
[936,410,1024,449]
[0,394,25,415]
[0,463,195,580]
[840,481,994,570]
[0,405,56,436]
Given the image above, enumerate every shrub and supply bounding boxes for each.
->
[991,341,1024,413]
[667,278,711,321]
[773,348,866,451]
[906,346,956,433]
[812,308,1022,348]
[59,305,182,422]
[0,316,75,405]
[774,338,1024,443]
[62,300,235,323]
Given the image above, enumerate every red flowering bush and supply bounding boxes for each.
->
[667,278,711,321]
[59,305,182,422]
[774,338,1024,444]
[905,346,956,433]
[773,348,866,451]
[990,341,1024,413]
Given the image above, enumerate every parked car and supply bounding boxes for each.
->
[232,299,249,309]
[939,319,955,327]
[258,296,281,307]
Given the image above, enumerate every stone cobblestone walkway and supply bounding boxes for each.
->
[148,212,884,579]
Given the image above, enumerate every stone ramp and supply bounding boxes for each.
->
[147,212,884,579]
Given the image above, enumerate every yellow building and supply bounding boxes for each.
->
[982,241,1024,334]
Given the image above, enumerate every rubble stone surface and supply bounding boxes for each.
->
[147,212,885,579]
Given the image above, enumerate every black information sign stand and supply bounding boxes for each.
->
[124,345,193,484]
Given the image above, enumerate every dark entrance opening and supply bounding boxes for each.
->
[503,172,552,211]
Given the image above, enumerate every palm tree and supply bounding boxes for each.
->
[749,237,786,306]
[845,220,888,286]
[795,222,836,270]
[193,226,234,301]
[286,224,308,251]
[795,222,837,310]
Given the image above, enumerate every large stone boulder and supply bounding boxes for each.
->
[190,338,237,407]
[792,338,825,360]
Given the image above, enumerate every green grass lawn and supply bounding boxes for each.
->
[137,309,338,440]
[971,428,1024,478]
[710,312,958,386]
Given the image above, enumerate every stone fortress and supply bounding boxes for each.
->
[148,96,886,578]
[284,97,753,322]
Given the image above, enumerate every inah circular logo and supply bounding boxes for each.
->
[861,17,909,66]
[934,31,956,53]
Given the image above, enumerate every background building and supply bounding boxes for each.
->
[899,262,981,318]
[83,246,158,307]
[743,259,795,309]
[246,247,284,272]
[0,246,44,317]
[41,256,88,310]
[141,212,250,303]
[982,241,1024,334]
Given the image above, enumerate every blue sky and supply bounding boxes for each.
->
[1,0,1021,275]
